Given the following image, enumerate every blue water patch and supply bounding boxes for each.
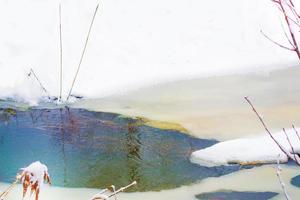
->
[196,190,278,200]
[0,107,244,191]
[291,175,300,187]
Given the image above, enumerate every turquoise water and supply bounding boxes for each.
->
[0,107,242,191]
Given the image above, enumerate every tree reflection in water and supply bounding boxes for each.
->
[126,120,141,184]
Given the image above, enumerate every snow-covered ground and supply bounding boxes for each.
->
[0,0,298,104]
[191,129,300,167]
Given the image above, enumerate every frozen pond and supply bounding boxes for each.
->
[1,67,300,199]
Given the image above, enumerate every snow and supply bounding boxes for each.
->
[0,0,299,104]
[20,161,49,188]
[190,129,300,167]
[91,193,109,200]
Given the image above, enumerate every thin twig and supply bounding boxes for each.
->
[261,30,295,51]
[28,68,50,98]
[66,4,99,101]
[286,14,300,27]
[286,0,300,20]
[245,97,290,157]
[267,0,300,60]
[278,0,300,59]
[288,0,295,7]
[59,3,63,101]
[92,181,137,200]
[283,128,298,163]
[276,155,291,200]
[279,19,296,47]
[107,181,137,198]
[292,124,300,142]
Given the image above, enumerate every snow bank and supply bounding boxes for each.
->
[190,129,300,167]
[0,77,45,106]
[0,0,298,103]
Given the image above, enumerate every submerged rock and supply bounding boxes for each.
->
[196,190,278,200]
[291,175,300,187]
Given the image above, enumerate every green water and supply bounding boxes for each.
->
[0,107,241,191]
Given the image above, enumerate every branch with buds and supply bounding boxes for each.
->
[262,0,300,60]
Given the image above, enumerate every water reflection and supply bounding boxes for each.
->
[0,108,17,125]
[0,107,243,191]
[126,120,141,184]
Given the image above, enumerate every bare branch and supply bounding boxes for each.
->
[286,14,300,27]
[278,0,300,59]
[275,4,300,27]
[279,19,296,47]
[288,0,295,7]
[281,0,300,24]
[66,4,100,102]
[272,0,281,4]
[28,68,50,99]
[260,30,295,51]
[292,125,300,143]
[285,0,300,19]
[268,0,300,60]
[244,97,290,157]
[59,4,63,102]
[283,128,300,164]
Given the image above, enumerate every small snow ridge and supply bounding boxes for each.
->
[190,129,300,167]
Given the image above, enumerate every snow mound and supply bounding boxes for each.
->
[190,129,300,167]
[20,161,49,188]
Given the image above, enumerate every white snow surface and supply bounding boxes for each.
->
[20,161,49,188]
[0,0,299,104]
[91,193,109,200]
[190,129,300,167]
